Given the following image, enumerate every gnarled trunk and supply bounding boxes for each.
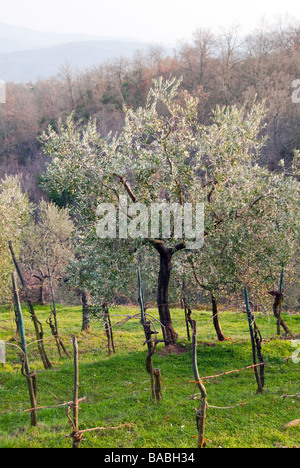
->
[33,270,48,306]
[268,291,292,335]
[211,294,226,342]
[81,289,91,332]
[37,277,46,306]
[157,247,178,345]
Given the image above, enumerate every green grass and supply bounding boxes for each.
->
[0,304,299,448]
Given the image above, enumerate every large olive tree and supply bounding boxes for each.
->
[41,78,204,344]
[40,78,298,345]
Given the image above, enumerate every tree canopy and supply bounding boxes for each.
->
[40,77,300,342]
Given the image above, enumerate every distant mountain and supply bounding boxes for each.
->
[0,40,152,83]
[0,22,145,53]
[0,23,159,83]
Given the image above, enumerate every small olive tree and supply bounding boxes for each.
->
[0,176,32,303]
[20,200,75,305]
[187,150,299,339]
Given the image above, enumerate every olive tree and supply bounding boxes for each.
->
[187,146,299,340]
[20,200,74,305]
[41,78,204,344]
[40,77,297,345]
[175,102,270,339]
[0,176,31,303]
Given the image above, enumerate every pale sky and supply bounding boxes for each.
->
[1,0,300,44]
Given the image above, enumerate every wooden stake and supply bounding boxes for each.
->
[182,277,191,342]
[9,241,52,370]
[277,267,284,336]
[47,261,70,358]
[12,272,38,427]
[138,267,162,402]
[244,287,264,394]
[103,304,116,355]
[71,336,82,449]
[187,315,207,448]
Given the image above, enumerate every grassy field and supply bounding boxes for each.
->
[0,304,299,448]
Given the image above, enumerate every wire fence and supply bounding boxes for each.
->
[0,311,299,449]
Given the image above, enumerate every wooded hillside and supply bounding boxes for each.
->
[1,22,300,202]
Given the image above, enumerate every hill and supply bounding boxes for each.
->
[0,23,154,83]
[0,40,152,83]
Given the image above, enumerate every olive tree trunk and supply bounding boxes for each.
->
[153,241,185,345]
[211,294,226,342]
[81,289,91,332]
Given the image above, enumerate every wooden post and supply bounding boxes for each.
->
[244,287,264,394]
[182,277,191,342]
[107,309,116,355]
[73,336,79,430]
[103,304,116,356]
[72,336,82,449]
[12,273,38,427]
[277,267,284,336]
[9,241,52,370]
[253,321,265,390]
[47,261,70,358]
[187,315,207,448]
[138,267,162,402]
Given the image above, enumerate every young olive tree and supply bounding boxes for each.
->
[67,237,140,331]
[20,200,75,305]
[237,164,299,335]
[188,149,299,339]
[0,176,32,302]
